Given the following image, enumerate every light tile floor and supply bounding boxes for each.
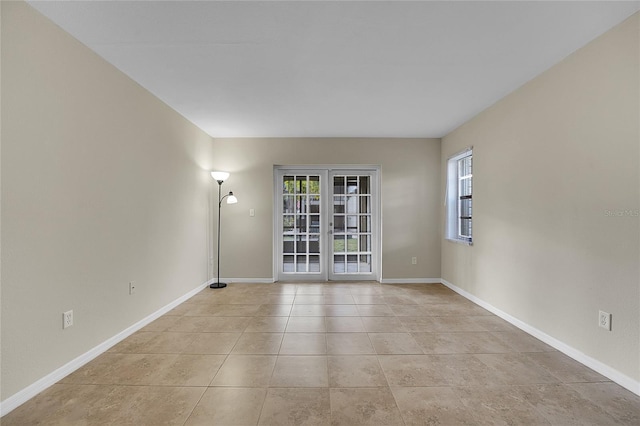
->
[4,282,640,425]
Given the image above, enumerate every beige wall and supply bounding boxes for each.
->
[212,138,441,281]
[441,14,639,382]
[1,2,215,399]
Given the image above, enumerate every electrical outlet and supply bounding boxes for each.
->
[411,257,417,265]
[129,281,136,295]
[63,310,73,329]
[598,310,611,331]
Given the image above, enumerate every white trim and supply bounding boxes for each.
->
[380,278,442,284]
[219,277,276,284]
[440,278,640,397]
[0,280,211,417]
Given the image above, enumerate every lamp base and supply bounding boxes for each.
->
[209,282,227,289]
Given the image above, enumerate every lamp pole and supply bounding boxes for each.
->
[210,172,237,289]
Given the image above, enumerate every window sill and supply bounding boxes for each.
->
[446,238,473,246]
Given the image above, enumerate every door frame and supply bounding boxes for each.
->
[273,165,381,282]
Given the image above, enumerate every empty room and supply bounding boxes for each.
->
[2,0,639,424]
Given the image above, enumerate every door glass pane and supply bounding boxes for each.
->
[346,196,358,214]
[347,176,358,194]
[296,215,307,233]
[296,255,307,272]
[334,196,345,213]
[359,215,371,233]
[334,177,345,194]
[359,235,371,252]
[283,176,295,194]
[310,195,320,213]
[359,255,371,272]
[359,196,371,214]
[309,255,320,272]
[283,236,294,253]
[346,235,358,252]
[300,178,308,194]
[309,235,320,253]
[346,215,358,233]
[283,196,295,214]
[334,235,346,253]
[359,176,370,194]
[283,255,294,272]
[309,215,320,233]
[296,235,307,253]
[334,255,345,273]
[283,215,294,233]
[347,255,358,272]
[334,216,345,233]
[309,176,320,194]
[296,195,307,213]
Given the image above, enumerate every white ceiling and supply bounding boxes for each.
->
[28,0,640,138]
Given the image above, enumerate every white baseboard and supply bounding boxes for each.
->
[380,278,442,284]
[441,279,640,397]
[0,280,210,417]
[220,278,276,284]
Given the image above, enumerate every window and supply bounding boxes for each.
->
[446,148,473,244]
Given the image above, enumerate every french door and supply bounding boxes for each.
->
[274,167,379,281]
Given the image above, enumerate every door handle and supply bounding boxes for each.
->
[328,230,333,235]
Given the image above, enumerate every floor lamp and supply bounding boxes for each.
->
[211,171,238,289]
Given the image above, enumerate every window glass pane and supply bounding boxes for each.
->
[334,177,345,194]
[460,199,472,218]
[347,176,358,194]
[334,196,345,213]
[460,177,472,197]
[458,156,472,177]
[283,176,295,194]
[460,218,472,238]
[300,178,308,194]
[309,176,320,194]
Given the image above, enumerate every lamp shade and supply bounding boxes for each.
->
[211,171,230,182]
[227,192,238,204]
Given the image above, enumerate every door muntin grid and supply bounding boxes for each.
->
[282,175,321,273]
[332,175,372,274]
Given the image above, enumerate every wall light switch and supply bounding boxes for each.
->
[249,208,255,217]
